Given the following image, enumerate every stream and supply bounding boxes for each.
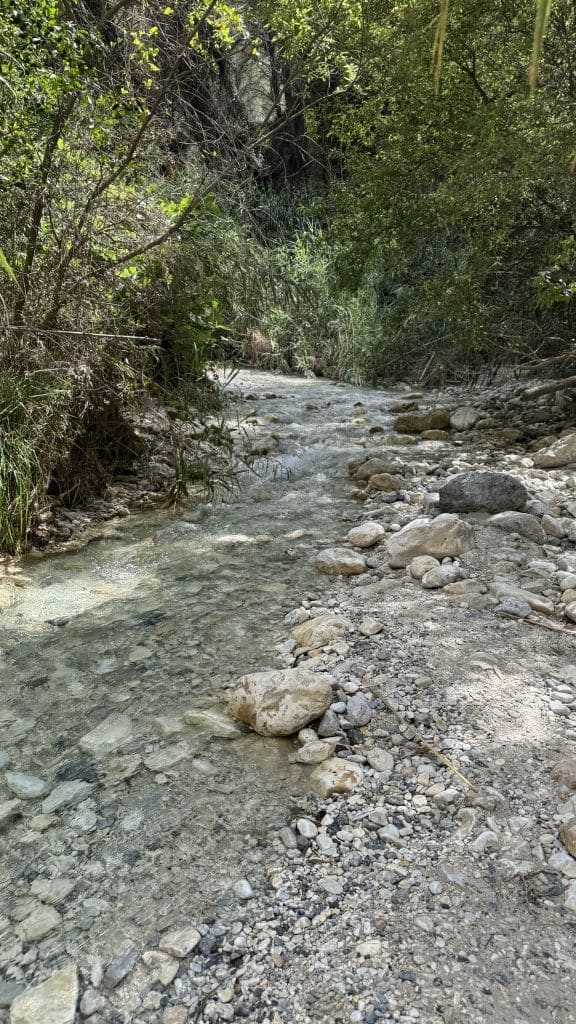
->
[0,370,402,977]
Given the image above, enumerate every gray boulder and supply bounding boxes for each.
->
[438,472,528,513]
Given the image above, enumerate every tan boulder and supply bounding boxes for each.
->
[346,522,387,548]
[533,432,576,469]
[551,757,576,790]
[292,614,351,650]
[315,547,367,576]
[10,967,78,1024]
[310,757,364,797]
[228,668,333,736]
[393,409,451,433]
[386,514,475,569]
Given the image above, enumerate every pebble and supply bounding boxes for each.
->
[159,925,201,958]
[4,771,50,800]
[233,879,254,899]
[103,948,139,989]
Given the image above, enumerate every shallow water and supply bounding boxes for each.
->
[0,370,400,973]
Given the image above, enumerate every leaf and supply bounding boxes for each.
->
[0,246,18,285]
[432,0,449,96]
[529,0,552,93]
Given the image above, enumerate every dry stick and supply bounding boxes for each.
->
[524,614,576,636]
[520,374,576,400]
[372,687,478,791]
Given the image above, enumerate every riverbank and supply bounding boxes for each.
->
[2,371,576,1023]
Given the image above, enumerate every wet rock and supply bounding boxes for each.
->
[79,989,106,1017]
[159,925,201,958]
[552,758,576,789]
[234,879,254,900]
[0,799,23,827]
[310,757,364,797]
[228,668,333,736]
[292,614,351,650]
[4,772,50,800]
[386,515,475,568]
[421,429,451,441]
[16,904,62,941]
[438,471,528,513]
[0,983,23,1009]
[41,781,95,814]
[183,708,243,739]
[408,555,440,580]
[346,522,387,548]
[487,512,546,545]
[450,407,481,431]
[393,409,451,433]
[366,748,394,773]
[30,878,76,905]
[533,432,576,468]
[296,818,318,838]
[103,948,139,989]
[78,714,133,757]
[10,966,78,1024]
[315,547,367,576]
[143,742,192,772]
[56,759,98,783]
[421,564,463,589]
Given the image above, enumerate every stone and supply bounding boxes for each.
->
[346,522,387,548]
[317,709,343,738]
[487,512,546,545]
[421,429,451,441]
[560,819,576,857]
[355,940,382,957]
[359,617,383,636]
[103,948,139,989]
[315,547,367,576]
[15,904,62,941]
[30,878,76,905]
[183,708,243,739]
[228,668,333,737]
[4,772,50,800]
[438,471,528,513]
[409,555,440,580]
[552,758,576,789]
[490,582,554,616]
[450,407,481,431]
[294,739,338,764]
[143,742,192,772]
[565,880,576,911]
[41,781,95,814]
[162,1009,188,1024]
[421,564,463,589]
[366,748,394,773]
[79,989,106,1017]
[495,597,532,618]
[533,432,576,469]
[296,818,318,838]
[142,951,180,986]
[386,514,475,568]
[159,925,201,958]
[368,473,405,492]
[0,799,23,827]
[310,757,364,797]
[350,456,403,480]
[78,714,133,757]
[393,409,451,433]
[565,601,576,623]
[233,879,254,899]
[10,967,78,1024]
[292,614,351,650]
[0,983,23,1009]
[346,693,373,726]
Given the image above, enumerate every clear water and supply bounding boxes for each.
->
[0,370,398,971]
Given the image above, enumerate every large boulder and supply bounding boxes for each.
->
[386,514,475,568]
[292,614,351,650]
[350,456,403,481]
[533,432,576,469]
[228,668,333,736]
[368,473,404,492]
[438,471,528,513]
[487,511,546,545]
[393,409,451,433]
[315,547,367,576]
